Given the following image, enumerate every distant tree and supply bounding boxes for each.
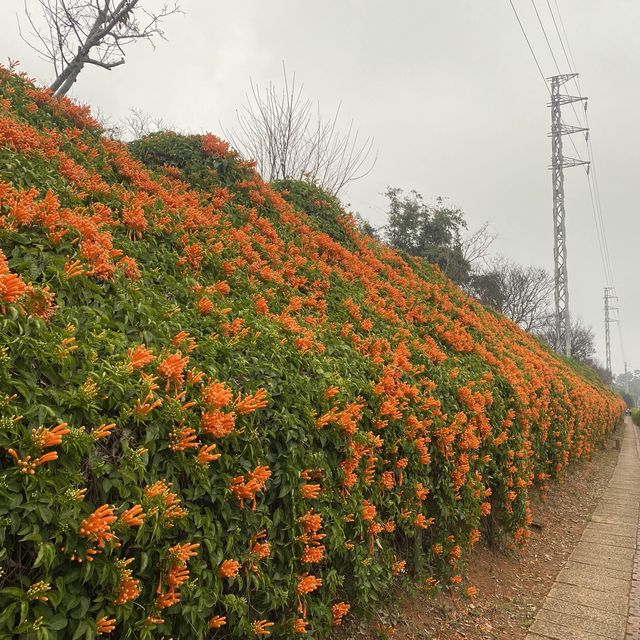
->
[227,66,376,197]
[20,0,181,97]
[384,187,470,284]
[615,370,640,406]
[352,212,380,240]
[121,107,168,140]
[537,316,597,365]
[470,257,554,333]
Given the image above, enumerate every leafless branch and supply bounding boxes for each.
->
[462,221,497,266]
[225,64,377,197]
[19,0,182,96]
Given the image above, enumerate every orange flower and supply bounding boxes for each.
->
[252,619,274,636]
[201,410,236,438]
[255,294,269,314]
[297,573,322,595]
[293,617,307,633]
[168,424,199,452]
[361,500,376,522]
[301,483,321,499]
[198,296,213,315]
[114,558,141,605]
[208,615,227,629]
[92,423,116,440]
[31,423,69,448]
[235,388,268,414]
[169,542,200,563]
[219,559,241,579]
[0,249,27,305]
[157,351,189,390]
[63,258,85,278]
[96,616,116,635]
[196,443,221,465]
[120,504,145,527]
[201,380,233,408]
[392,560,406,575]
[332,602,350,625]
[128,344,155,370]
[301,544,325,564]
[79,504,118,548]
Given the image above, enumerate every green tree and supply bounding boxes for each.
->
[384,187,470,284]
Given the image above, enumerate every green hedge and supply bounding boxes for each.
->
[0,67,624,640]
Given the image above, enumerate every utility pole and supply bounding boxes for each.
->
[548,73,589,356]
[604,287,618,376]
[625,361,629,394]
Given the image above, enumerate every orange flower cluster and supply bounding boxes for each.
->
[196,443,221,465]
[0,248,26,306]
[252,619,274,636]
[230,465,271,510]
[96,616,116,635]
[128,344,155,370]
[6,448,58,475]
[120,504,145,527]
[156,542,199,609]
[168,424,199,452]
[208,615,227,629]
[297,573,322,595]
[92,422,116,440]
[31,422,69,448]
[219,559,241,579]
[157,351,189,391]
[79,504,118,550]
[332,602,350,625]
[114,558,141,605]
[144,480,187,524]
[234,388,268,415]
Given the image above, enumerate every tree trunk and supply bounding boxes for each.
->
[52,58,86,97]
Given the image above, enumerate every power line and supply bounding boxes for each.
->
[530,0,562,74]
[508,0,625,372]
[546,0,574,74]
[508,0,548,87]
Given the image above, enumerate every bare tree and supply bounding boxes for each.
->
[470,257,554,333]
[536,316,597,365]
[462,221,497,266]
[121,107,168,140]
[20,0,181,97]
[226,66,377,197]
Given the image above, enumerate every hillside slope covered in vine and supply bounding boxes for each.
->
[0,68,624,640]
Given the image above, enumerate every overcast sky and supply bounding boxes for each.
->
[2,0,638,375]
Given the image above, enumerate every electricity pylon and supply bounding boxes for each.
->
[604,287,617,375]
[548,73,589,356]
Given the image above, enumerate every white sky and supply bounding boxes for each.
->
[1,0,638,375]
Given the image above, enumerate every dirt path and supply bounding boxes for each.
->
[334,427,622,640]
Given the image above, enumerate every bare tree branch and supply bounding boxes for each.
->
[19,0,182,96]
[225,64,377,197]
[469,256,554,333]
[462,222,497,266]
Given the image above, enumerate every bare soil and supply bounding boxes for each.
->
[333,432,621,640]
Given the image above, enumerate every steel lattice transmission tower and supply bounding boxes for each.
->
[548,73,589,356]
[604,287,618,375]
